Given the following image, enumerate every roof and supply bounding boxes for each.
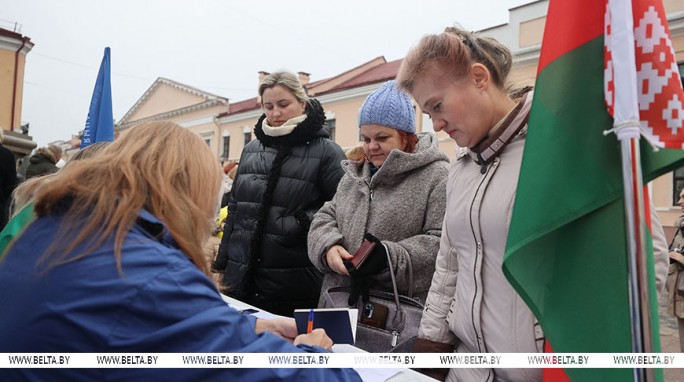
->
[216,97,260,118]
[0,27,33,54]
[306,56,386,96]
[0,27,28,41]
[314,58,403,96]
[217,56,401,118]
[118,77,229,124]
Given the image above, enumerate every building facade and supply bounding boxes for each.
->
[115,77,230,156]
[114,0,684,234]
[0,26,36,157]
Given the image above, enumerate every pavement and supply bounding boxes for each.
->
[659,293,683,381]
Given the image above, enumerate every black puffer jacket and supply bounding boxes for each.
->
[214,100,345,316]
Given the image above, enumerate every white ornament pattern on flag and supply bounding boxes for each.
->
[604,7,615,116]
[604,2,684,149]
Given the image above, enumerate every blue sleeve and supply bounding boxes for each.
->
[109,256,361,381]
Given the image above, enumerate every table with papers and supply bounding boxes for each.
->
[220,294,437,382]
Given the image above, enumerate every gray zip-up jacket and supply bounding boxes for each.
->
[308,133,449,305]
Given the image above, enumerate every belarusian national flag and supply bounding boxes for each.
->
[504,0,684,381]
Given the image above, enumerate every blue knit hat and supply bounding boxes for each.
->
[358,80,416,134]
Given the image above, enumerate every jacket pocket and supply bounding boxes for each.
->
[445,296,459,338]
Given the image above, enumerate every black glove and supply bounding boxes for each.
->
[294,210,311,237]
[345,233,388,305]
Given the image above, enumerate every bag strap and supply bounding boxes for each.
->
[404,246,415,298]
[384,242,414,298]
[670,224,683,251]
[329,243,418,331]
[383,243,406,331]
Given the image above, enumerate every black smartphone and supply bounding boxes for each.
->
[360,302,389,329]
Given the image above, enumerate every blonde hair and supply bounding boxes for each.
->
[345,147,365,161]
[71,141,110,161]
[227,165,238,180]
[33,121,222,275]
[258,71,310,107]
[397,26,512,93]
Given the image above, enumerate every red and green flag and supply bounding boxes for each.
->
[504,0,684,381]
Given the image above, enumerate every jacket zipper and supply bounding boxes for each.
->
[468,161,493,354]
[469,160,497,382]
[363,180,373,235]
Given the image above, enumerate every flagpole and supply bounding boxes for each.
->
[619,136,654,382]
[608,0,655,380]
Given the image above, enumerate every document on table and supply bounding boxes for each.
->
[355,368,404,382]
[334,345,403,382]
[220,294,281,319]
[333,345,433,382]
[221,295,434,381]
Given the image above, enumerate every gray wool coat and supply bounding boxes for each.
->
[308,133,449,305]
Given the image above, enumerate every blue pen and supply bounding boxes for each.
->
[307,309,314,333]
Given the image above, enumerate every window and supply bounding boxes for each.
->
[673,63,684,204]
[200,132,213,148]
[421,113,434,133]
[243,126,252,147]
[327,119,336,142]
[674,167,684,205]
[222,135,230,161]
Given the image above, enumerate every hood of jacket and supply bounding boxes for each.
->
[30,149,58,165]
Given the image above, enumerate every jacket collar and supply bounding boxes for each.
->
[467,91,532,172]
[135,209,177,248]
[342,133,449,185]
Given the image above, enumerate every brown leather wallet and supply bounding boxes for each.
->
[351,238,377,270]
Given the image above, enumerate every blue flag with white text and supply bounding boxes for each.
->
[81,47,113,149]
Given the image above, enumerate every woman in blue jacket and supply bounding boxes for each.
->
[0,121,360,382]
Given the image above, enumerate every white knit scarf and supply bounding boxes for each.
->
[261,114,307,137]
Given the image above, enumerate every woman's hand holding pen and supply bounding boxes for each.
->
[325,245,353,276]
[255,315,333,351]
[294,328,334,351]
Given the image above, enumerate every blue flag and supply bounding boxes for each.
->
[81,47,113,149]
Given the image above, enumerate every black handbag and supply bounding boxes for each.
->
[321,249,424,352]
